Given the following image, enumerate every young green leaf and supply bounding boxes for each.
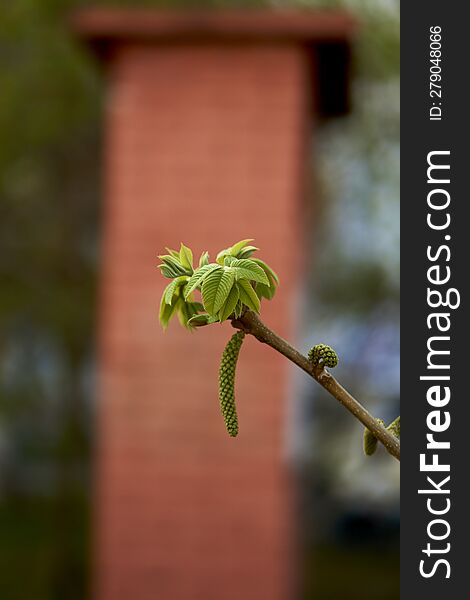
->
[255,281,275,301]
[228,239,255,256]
[233,300,244,319]
[236,245,259,259]
[237,279,260,313]
[202,267,236,315]
[191,302,205,313]
[218,282,240,322]
[176,298,191,329]
[159,255,182,270]
[187,314,218,327]
[216,239,254,264]
[231,259,270,285]
[216,247,229,263]
[158,264,181,279]
[184,264,221,299]
[158,254,188,277]
[223,255,237,266]
[165,247,181,259]
[175,297,203,330]
[179,243,194,272]
[159,291,178,329]
[164,276,188,305]
[198,251,209,268]
[250,258,279,284]
[161,281,175,306]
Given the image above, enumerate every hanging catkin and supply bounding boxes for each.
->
[363,418,385,456]
[363,416,400,456]
[218,331,245,437]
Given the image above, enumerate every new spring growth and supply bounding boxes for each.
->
[308,344,339,369]
[158,239,278,330]
[305,344,400,457]
[364,416,401,456]
[157,239,400,460]
[158,239,279,436]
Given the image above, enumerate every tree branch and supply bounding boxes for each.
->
[231,310,400,462]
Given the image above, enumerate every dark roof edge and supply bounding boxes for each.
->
[71,8,356,46]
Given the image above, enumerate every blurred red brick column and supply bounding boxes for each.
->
[74,11,354,600]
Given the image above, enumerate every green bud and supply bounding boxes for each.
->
[308,343,338,368]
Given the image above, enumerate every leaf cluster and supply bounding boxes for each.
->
[158,239,279,329]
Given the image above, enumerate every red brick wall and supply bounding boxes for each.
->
[96,43,310,600]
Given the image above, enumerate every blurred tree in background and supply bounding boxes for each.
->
[0,2,103,598]
[0,1,398,598]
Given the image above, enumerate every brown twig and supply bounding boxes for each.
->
[231,310,400,462]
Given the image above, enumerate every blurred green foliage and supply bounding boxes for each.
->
[0,3,102,598]
[0,497,90,600]
[304,544,400,600]
[0,1,398,598]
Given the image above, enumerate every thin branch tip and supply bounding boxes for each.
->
[231,310,400,462]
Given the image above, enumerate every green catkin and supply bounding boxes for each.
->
[387,415,400,439]
[363,416,400,456]
[363,418,385,456]
[218,331,245,437]
[308,344,338,368]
